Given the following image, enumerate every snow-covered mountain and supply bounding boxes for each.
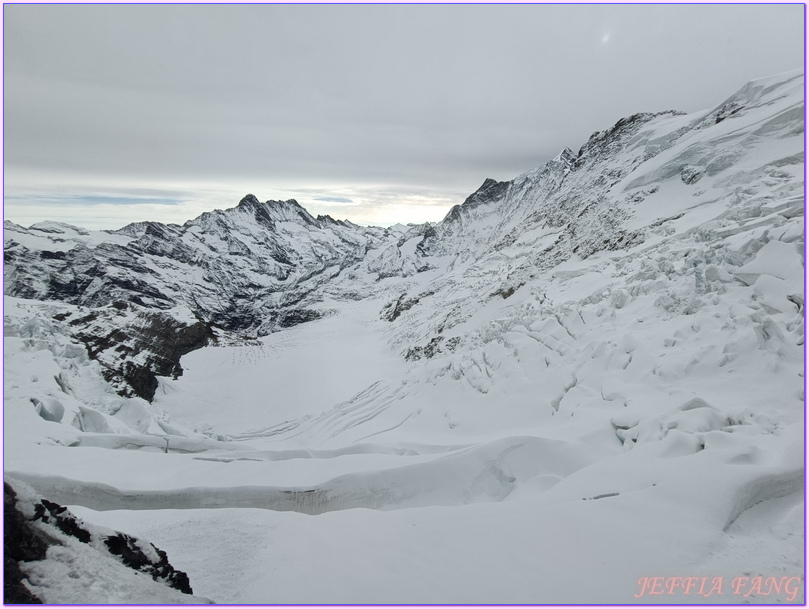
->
[4,195,420,399]
[4,70,804,604]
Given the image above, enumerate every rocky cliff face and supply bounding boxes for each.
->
[385,71,803,350]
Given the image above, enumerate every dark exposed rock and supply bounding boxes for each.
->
[4,557,42,604]
[69,309,214,402]
[575,110,684,170]
[405,336,445,361]
[277,309,323,328]
[39,250,66,260]
[382,291,435,322]
[415,224,438,257]
[4,482,196,601]
[237,193,261,207]
[4,484,50,562]
[681,165,703,184]
[460,178,512,211]
[4,483,47,604]
[712,101,743,125]
[3,483,48,605]
[104,533,193,595]
[491,283,524,299]
[32,499,91,543]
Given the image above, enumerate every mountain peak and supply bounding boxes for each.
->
[461,178,511,211]
[553,147,576,164]
[238,194,261,207]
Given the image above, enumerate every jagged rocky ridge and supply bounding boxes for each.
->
[4,480,205,604]
[4,195,400,322]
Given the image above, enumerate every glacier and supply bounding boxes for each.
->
[3,69,805,603]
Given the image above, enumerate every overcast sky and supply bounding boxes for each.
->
[3,3,804,230]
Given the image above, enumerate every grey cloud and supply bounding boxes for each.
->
[6,194,186,207]
[3,4,803,228]
[314,197,355,204]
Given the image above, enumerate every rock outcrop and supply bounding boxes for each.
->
[3,481,202,604]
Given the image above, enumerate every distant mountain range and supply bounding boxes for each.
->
[4,69,804,604]
[5,70,803,403]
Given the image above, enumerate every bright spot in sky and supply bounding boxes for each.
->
[602,33,611,44]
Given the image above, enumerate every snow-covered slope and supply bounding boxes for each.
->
[3,70,804,604]
[4,195,389,319]
[4,195,428,400]
[4,478,211,604]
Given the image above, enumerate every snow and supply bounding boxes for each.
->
[152,298,405,433]
[5,221,135,252]
[5,478,211,604]
[3,70,804,604]
[20,537,203,605]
